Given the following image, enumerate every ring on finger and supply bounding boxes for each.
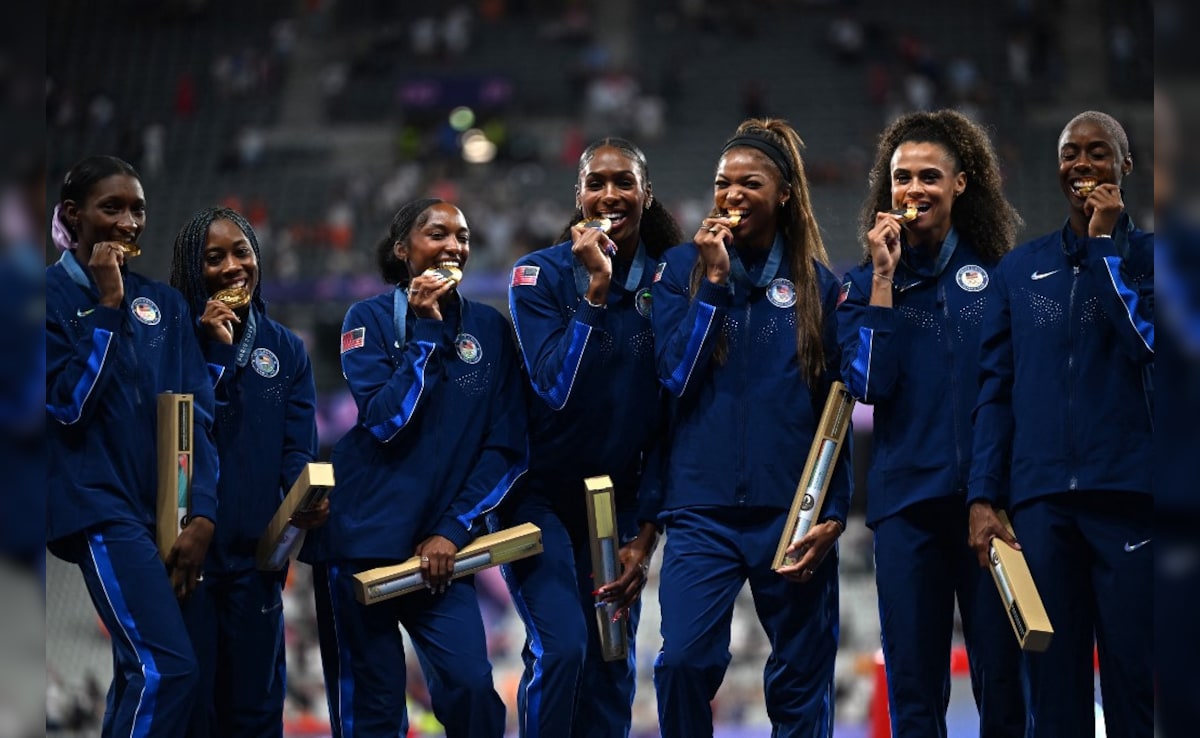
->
[708,226,719,234]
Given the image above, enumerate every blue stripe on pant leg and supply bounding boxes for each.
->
[87,531,161,738]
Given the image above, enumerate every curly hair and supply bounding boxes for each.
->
[555,137,683,259]
[169,207,265,317]
[374,198,446,286]
[691,118,831,384]
[859,109,1022,264]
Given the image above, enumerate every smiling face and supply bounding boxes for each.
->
[64,174,146,257]
[576,145,650,252]
[890,141,966,248]
[396,202,470,276]
[1058,119,1133,212]
[202,218,259,310]
[714,147,790,250]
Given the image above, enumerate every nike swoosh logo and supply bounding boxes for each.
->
[261,602,283,614]
[77,307,96,317]
[1031,269,1061,280]
[1124,539,1151,552]
[895,281,922,293]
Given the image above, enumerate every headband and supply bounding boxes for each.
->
[721,134,794,182]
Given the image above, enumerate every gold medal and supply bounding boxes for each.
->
[427,265,463,286]
[576,217,612,234]
[889,203,919,222]
[116,242,142,258]
[213,286,251,309]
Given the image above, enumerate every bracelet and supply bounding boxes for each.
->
[872,272,894,284]
[824,518,845,534]
[583,296,607,309]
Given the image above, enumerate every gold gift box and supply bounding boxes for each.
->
[353,522,543,605]
[772,381,855,570]
[584,475,628,662]
[256,462,336,571]
[989,512,1054,652]
[156,393,193,561]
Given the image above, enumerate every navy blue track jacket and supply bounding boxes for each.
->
[651,241,851,521]
[201,308,318,571]
[839,235,999,525]
[508,241,664,524]
[968,214,1154,508]
[46,252,219,541]
[301,291,528,562]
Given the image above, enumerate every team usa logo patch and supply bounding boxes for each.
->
[766,278,797,308]
[956,265,989,292]
[341,327,366,353]
[251,348,280,378]
[838,281,851,306]
[636,288,653,318]
[455,333,482,364]
[511,265,540,287]
[131,297,161,325]
[653,262,667,283]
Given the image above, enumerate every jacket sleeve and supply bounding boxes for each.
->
[967,264,1014,506]
[1081,233,1154,364]
[181,311,219,524]
[45,303,124,427]
[652,251,730,399]
[279,337,320,496]
[340,300,447,444]
[508,255,607,411]
[430,323,529,550]
[837,271,902,403]
[817,275,853,525]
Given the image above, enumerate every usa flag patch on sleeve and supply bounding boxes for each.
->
[341,327,366,353]
[654,262,667,283]
[511,265,540,287]
[837,281,851,306]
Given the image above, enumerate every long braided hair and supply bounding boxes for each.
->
[691,118,831,384]
[555,137,684,259]
[375,197,446,286]
[170,207,265,316]
[859,109,1022,264]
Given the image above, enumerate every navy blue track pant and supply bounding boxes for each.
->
[52,520,198,738]
[497,493,640,738]
[873,496,1026,737]
[180,568,286,737]
[653,507,838,738]
[1012,492,1152,738]
[312,561,505,738]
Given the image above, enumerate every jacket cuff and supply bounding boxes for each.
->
[91,305,124,333]
[412,318,449,350]
[863,304,898,331]
[1085,234,1120,260]
[188,493,218,525]
[574,299,608,327]
[695,278,731,307]
[966,478,1001,507]
[432,519,475,551]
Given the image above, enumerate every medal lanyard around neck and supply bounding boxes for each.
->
[728,233,785,294]
[234,308,258,368]
[1059,214,1134,259]
[900,226,959,281]
[394,285,462,347]
[573,241,647,300]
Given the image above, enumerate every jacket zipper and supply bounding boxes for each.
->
[1066,264,1080,490]
[940,283,963,475]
